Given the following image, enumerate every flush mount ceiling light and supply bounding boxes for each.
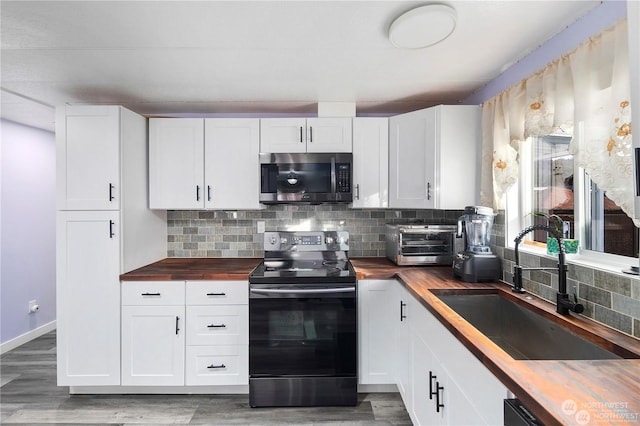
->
[388,4,457,49]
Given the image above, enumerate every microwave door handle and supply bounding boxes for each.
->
[331,156,336,194]
[250,287,356,295]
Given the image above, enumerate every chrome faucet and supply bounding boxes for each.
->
[513,225,584,315]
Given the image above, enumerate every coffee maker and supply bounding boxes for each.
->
[452,206,502,282]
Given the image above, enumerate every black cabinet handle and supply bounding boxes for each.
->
[435,382,444,413]
[299,126,303,143]
[309,126,313,142]
[207,324,226,328]
[141,292,161,296]
[207,364,226,369]
[175,316,180,335]
[429,371,437,400]
[427,182,432,200]
[355,184,360,200]
[206,292,226,296]
[196,185,201,201]
[400,301,407,322]
[109,220,115,238]
[207,185,212,201]
[108,183,115,202]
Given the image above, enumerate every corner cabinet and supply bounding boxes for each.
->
[389,105,481,209]
[358,280,508,426]
[56,105,167,387]
[351,118,389,208]
[260,117,352,153]
[149,118,262,210]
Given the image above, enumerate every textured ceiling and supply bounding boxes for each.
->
[1,1,602,132]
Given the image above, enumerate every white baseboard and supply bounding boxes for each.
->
[0,320,56,354]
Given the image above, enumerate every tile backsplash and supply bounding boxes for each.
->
[168,206,639,339]
[491,211,640,339]
[167,205,463,258]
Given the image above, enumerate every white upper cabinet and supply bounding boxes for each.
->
[204,119,261,210]
[57,106,121,210]
[149,118,262,210]
[352,118,389,208]
[260,118,352,153]
[149,118,205,210]
[389,105,480,209]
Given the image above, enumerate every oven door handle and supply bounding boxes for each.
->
[250,287,355,295]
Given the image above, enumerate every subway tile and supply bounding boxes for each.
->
[579,284,612,308]
[568,264,594,285]
[593,270,632,297]
[634,318,640,338]
[611,293,640,318]
[593,305,632,335]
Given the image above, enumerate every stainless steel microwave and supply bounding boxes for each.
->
[259,152,353,204]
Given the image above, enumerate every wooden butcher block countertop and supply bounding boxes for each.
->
[121,257,640,425]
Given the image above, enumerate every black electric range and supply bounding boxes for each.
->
[248,231,358,408]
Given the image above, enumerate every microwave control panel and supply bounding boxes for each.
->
[336,164,351,193]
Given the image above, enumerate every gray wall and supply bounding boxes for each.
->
[167,205,463,258]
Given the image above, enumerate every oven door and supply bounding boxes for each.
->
[249,284,357,378]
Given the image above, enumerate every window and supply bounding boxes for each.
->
[520,132,639,259]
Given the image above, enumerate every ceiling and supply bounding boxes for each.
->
[1,0,602,132]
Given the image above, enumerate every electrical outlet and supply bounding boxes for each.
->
[28,299,39,313]
[257,221,265,234]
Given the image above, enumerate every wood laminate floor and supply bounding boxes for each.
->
[1,331,412,425]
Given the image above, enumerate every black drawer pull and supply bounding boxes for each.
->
[429,371,437,399]
[206,292,226,296]
[207,324,226,328]
[435,382,445,413]
[207,364,226,369]
[141,292,161,296]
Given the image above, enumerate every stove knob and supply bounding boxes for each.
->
[281,237,288,245]
[269,236,278,245]
[325,236,334,245]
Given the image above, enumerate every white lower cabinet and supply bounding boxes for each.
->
[358,279,508,426]
[357,280,396,385]
[121,281,185,386]
[121,280,248,387]
[410,294,508,426]
[185,281,248,386]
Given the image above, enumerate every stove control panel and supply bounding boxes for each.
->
[264,231,349,252]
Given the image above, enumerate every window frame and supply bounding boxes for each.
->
[507,124,639,274]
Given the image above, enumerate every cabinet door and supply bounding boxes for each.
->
[357,280,396,385]
[56,211,120,386]
[121,305,185,386]
[149,118,204,209]
[437,105,481,209]
[260,118,307,153]
[306,118,352,153]
[389,109,432,208]
[411,332,446,426]
[56,106,120,210]
[204,119,262,209]
[394,283,412,410]
[352,118,389,208]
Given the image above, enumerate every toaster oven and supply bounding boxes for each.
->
[385,224,461,266]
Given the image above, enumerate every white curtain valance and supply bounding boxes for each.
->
[481,19,634,223]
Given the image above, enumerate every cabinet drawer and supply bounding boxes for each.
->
[122,281,185,305]
[186,281,248,305]
[185,345,248,386]
[186,305,248,346]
